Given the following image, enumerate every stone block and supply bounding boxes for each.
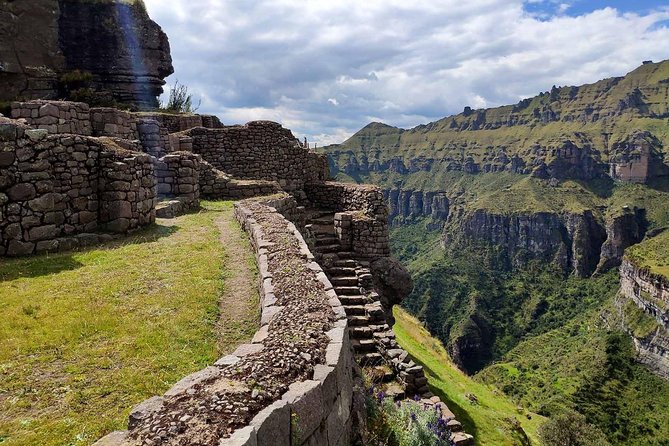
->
[219,426,257,446]
[165,366,220,397]
[282,380,324,442]
[313,365,337,414]
[91,431,129,446]
[8,183,36,201]
[7,240,35,256]
[250,400,291,446]
[232,343,265,358]
[128,396,164,430]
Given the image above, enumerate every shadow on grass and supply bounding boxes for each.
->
[407,354,480,440]
[0,223,179,282]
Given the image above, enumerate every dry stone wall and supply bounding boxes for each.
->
[182,122,329,191]
[94,194,359,446]
[11,100,92,136]
[306,182,391,258]
[90,108,140,140]
[0,116,156,256]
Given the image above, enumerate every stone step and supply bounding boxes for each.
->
[333,259,358,268]
[330,276,358,286]
[325,266,357,276]
[357,352,384,366]
[335,286,362,295]
[335,251,355,259]
[343,305,366,316]
[347,315,370,326]
[310,216,335,225]
[349,326,374,339]
[352,338,377,353]
[315,236,339,247]
[316,244,342,253]
[338,295,369,306]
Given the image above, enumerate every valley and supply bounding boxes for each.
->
[322,59,669,445]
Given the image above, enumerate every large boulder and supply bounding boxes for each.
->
[370,256,413,325]
[0,0,173,109]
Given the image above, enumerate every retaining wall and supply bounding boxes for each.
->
[0,117,157,256]
[181,122,329,191]
[94,194,358,446]
[11,100,92,136]
[305,182,390,258]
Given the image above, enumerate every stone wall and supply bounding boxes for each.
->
[90,108,139,140]
[137,112,222,134]
[94,194,359,446]
[11,100,92,136]
[98,149,156,233]
[0,117,156,256]
[182,122,329,191]
[305,182,391,258]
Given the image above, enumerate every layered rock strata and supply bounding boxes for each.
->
[0,0,173,108]
[619,259,669,379]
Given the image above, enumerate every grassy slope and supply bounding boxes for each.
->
[393,307,545,446]
[626,228,669,279]
[0,201,257,446]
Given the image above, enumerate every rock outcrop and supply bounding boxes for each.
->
[445,209,607,277]
[384,188,449,226]
[0,0,173,109]
[619,259,669,379]
[596,207,647,273]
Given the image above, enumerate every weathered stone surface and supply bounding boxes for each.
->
[250,400,291,446]
[282,380,324,441]
[0,0,173,108]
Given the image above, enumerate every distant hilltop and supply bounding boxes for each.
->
[0,0,173,109]
[324,59,669,187]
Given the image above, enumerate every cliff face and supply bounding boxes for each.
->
[0,0,173,108]
[383,188,449,227]
[619,259,669,379]
[444,208,646,277]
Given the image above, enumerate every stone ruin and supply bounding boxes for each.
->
[0,99,473,445]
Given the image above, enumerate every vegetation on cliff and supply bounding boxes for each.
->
[0,202,258,446]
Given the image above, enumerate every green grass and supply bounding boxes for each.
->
[626,229,669,278]
[0,201,253,446]
[393,307,545,446]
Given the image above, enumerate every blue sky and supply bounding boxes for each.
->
[144,0,669,145]
[527,0,667,16]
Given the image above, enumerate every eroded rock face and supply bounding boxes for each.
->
[383,188,449,227]
[0,0,173,109]
[596,208,647,273]
[610,132,669,184]
[619,259,669,379]
[370,256,413,325]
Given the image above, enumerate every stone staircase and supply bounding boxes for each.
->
[306,210,475,445]
[306,211,432,397]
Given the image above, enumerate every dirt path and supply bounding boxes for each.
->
[215,209,260,354]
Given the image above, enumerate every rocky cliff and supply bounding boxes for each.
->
[383,188,449,227]
[444,206,647,277]
[0,0,173,109]
[619,258,669,379]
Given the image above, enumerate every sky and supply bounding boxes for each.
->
[143,0,669,145]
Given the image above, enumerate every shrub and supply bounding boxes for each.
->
[538,411,611,446]
[366,389,453,446]
[161,79,201,113]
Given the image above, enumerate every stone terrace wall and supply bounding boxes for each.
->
[0,117,156,256]
[305,181,391,258]
[154,152,201,216]
[137,112,222,134]
[181,122,329,191]
[94,194,359,446]
[11,100,92,136]
[90,107,139,140]
[98,149,156,233]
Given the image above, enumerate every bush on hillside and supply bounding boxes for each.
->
[538,411,610,446]
[365,389,453,446]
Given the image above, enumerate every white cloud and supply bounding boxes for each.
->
[143,0,669,145]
